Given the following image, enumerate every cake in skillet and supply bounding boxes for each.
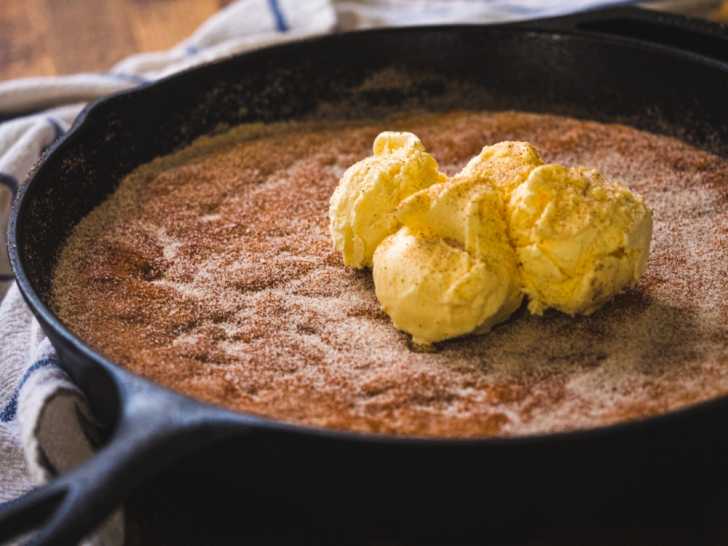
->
[51,110,728,437]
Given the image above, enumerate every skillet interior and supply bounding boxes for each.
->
[48,107,728,438]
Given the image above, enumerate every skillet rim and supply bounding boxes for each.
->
[9,21,728,447]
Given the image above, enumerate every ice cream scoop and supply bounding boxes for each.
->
[328,131,445,268]
[373,170,522,345]
[373,226,521,346]
[508,164,653,316]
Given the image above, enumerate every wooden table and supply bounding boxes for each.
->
[3,1,728,545]
[0,0,231,81]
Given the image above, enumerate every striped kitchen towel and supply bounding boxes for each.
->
[0,0,657,544]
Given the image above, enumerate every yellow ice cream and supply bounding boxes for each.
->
[508,164,653,316]
[328,131,445,268]
[373,154,522,345]
[330,131,653,347]
[458,141,543,201]
[373,169,522,345]
[367,141,538,344]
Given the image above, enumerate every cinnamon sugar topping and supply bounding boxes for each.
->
[51,111,728,437]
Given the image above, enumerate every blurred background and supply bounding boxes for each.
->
[1,0,727,82]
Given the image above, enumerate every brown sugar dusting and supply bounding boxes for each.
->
[51,111,728,438]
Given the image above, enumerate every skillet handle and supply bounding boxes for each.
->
[0,382,239,546]
[532,6,728,65]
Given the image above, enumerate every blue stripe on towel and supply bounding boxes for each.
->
[47,117,66,141]
[495,1,547,15]
[0,359,57,423]
[41,117,67,156]
[0,172,18,197]
[268,0,289,32]
[105,72,149,85]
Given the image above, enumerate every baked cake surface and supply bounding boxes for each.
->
[52,111,728,437]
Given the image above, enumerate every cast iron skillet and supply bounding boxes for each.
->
[3,7,728,545]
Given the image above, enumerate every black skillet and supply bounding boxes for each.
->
[3,7,728,546]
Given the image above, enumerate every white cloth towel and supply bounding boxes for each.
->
[0,0,655,544]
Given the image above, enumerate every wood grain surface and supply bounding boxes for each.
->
[0,0,232,81]
[2,1,728,545]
